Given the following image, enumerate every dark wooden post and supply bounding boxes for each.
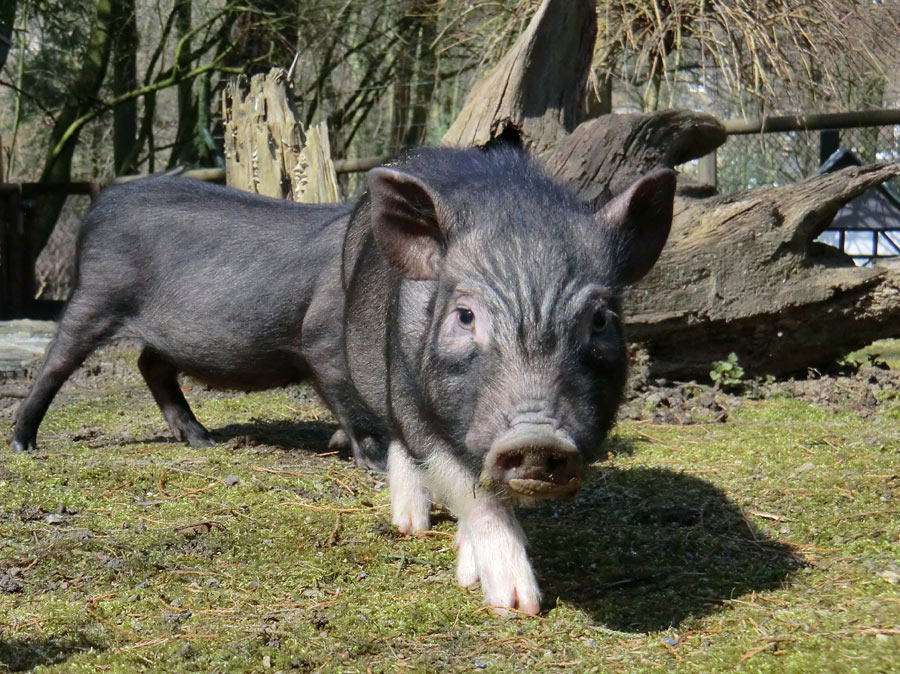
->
[820,129,840,164]
[0,184,32,318]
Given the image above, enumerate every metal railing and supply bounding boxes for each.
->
[697,109,900,195]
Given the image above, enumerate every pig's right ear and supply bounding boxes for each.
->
[368,167,446,281]
[597,168,676,285]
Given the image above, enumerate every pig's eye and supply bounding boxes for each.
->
[456,307,475,330]
[591,309,609,334]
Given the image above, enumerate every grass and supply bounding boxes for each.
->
[1,346,899,672]
[847,339,900,369]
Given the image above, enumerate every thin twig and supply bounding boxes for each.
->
[278,501,388,514]
[831,509,898,524]
[85,607,141,640]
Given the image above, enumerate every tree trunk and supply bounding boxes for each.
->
[389,0,437,152]
[442,0,900,379]
[222,0,299,76]
[112,0,138,175]
[34,0,114,256]
[0,0,17,74]
[167,0,197,168]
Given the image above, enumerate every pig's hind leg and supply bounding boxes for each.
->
[137,348,214,448]
[12,294,119,452]
[387,441,432,534]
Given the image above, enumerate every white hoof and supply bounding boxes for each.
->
[388,441,431,534]
[455,530,479,587]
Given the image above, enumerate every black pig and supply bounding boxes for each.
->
[13,147,674,613]
[11,180,385,466]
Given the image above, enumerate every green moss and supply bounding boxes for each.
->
[846,338,900,369]
[2,353,899,672]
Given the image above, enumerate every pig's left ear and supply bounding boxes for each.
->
[368,167,446,280]
[597,168,676,285]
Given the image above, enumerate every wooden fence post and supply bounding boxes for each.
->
[0,185,32,319]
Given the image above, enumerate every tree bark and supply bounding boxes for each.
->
[546,110,727,204]
[222,68,339,204]
[623,163,900,378]
[222,0,299,76]
[112,0,139,175]
[168,0,197,168]
[390,0,437,152]
[0,0,17,74]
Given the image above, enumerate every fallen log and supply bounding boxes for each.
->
[545,110,728,204]
[624,163,900,378]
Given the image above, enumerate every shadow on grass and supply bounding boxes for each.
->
[214,420,389,470]
[213,419,342,455]
[0,636,102,671]
[524,462,805,632]
[124,420,344,456]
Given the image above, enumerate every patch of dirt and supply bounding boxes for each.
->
[620,381,734,424]
[624,352,900,425]
[771,364,900,416]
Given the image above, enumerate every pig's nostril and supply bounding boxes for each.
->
[546,455,565,476]
[497,452,523,472]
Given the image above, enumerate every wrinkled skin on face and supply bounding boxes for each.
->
[418,228,628,503]
[341,147,675,614]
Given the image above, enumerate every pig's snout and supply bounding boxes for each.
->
[482,424,582,501]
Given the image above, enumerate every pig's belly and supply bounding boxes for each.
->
[129,326,311,390]
[177,357,311,390]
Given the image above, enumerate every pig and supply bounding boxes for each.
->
[345,148,674,613]
[12,146,674,614]
[11,178,387,468]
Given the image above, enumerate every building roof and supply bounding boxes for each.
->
[819,149,900,232]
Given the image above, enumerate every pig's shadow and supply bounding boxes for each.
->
[128,421,342,456]
[522,459,804,632]
[0,636,102,672]
[212,420,342,455]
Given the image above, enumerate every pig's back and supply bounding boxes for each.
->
[73,177,352,385]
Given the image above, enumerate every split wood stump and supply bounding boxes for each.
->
[222,68,339,204]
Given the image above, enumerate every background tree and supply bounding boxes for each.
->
[111,0,138,175]
[389,0,438,151]
[0,0,17,74]
[34,0,114,255]
[4,0,251,253]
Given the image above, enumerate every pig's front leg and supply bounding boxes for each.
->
[428,454,541,615]
[387,441,432,534]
